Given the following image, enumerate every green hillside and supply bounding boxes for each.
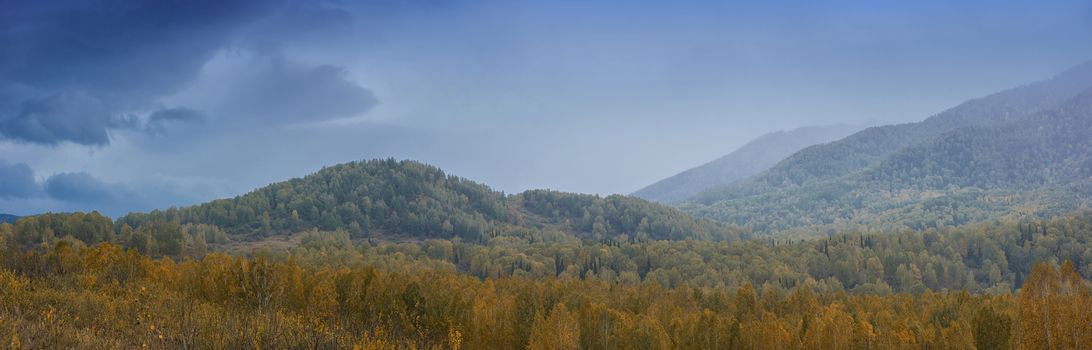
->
[116,159,740,242]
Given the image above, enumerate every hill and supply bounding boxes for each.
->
[685,87,1092,235]
[690,60,1092,205]
[116,159,740,242]
[0,214,17,224]
[632,124,860,203]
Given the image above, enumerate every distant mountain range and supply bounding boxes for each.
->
[0,214,18,224]
[682,61,1092,235]
[118,159,741,242]
[632,124,862,203]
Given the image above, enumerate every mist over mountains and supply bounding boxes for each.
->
[678,61,1092,235]
[632,124,862,203]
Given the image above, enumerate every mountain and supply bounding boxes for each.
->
[632,124,861,203]
[690,61,1092,206]
[117,159,740,242]
[0,214,18,224]
[684,85,1092,235]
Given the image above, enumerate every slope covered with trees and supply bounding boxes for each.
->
[115,159,741,242]
[633,124,860,203]
[691,60,1092,205]
[686,63,1092,236]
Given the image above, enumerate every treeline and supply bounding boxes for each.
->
[0,211,229,257]
[4,210,1090,294]
[336,212,1091,294]
[0,239,1087,348]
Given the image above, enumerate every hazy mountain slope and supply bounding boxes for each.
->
[685,87,1092,235]
[632,124,861,203]
[118,159,740,241]
[691,61,1092,205]
[0,214,17,224]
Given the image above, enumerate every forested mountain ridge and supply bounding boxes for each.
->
[690,60,1092,205]
[867,89,1092,189]
[632,124,860,203]
[0,214,17,224]
[115,159,741,242]
[686,87,1092,235]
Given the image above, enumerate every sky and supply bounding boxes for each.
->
[1,0,1091,217]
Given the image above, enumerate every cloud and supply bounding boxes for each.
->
[0,1,277,145]
[0,91,118,145]
[0,1,273,94]
[0,0,379,146]
[14,167,216,217]
[43,172,117,203]
[215,58,377,125]
[0,161,40,199]
[145,107,205,135]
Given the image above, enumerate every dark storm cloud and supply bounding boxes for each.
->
[0,0,377,146]
[1,91,118,146]
[0,161,39,199]
[145,107,205,135]
[0,1,272,92]
[217,59,378,125]
[43,172,117,203]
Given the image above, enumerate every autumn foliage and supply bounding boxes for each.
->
[0,237,1088,349]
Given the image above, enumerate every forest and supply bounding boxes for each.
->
[1,209,1090,348]
[113,159,742,242]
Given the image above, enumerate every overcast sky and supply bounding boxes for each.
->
[1,0,1091,217]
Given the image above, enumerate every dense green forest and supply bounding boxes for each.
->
[683,81,1092,236]
[114,159,741,242]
